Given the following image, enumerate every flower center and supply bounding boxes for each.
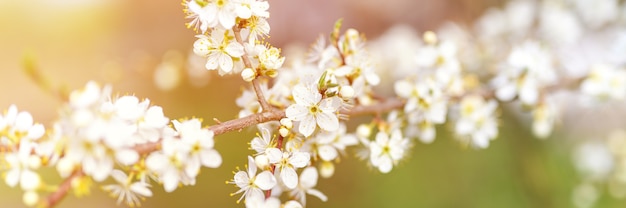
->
[309,105,320,114]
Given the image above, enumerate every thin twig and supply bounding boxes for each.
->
[232,26,272,111]
[42,169,84,208]
[342,98,404,116]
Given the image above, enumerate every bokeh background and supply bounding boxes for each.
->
[0,0,625,207]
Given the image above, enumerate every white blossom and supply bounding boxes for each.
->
[145,137,195,192]
[174,119,222,169]
[3,141,42,191]
[286,84,340,137]
[455,95,499,149]
[492,41,556,105]
[307,123,358,162]
[101,170,152,207]
[266,148,310,189]
[250,127,273,154]
[231,156,277,203]
[369,129,410,174]
[580,64,626,100]
[193,31,245,75]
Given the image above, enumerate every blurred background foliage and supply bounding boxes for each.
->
[0,0,625,207]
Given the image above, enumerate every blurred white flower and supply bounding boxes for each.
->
[492,41,556,105]
[102,170,152,207]
[174,119,222,169]
[455,95,499,149]
[581,64,626,100]
[3,141,42,191]
[369,129,409,174]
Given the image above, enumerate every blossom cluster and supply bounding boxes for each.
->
[1,81,222,207]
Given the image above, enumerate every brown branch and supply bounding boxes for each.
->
[134,109,286,154]
[43,98,405,208]
[342,98,404,116]
[42,169,84,208]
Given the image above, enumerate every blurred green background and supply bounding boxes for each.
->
[1,0,625,207]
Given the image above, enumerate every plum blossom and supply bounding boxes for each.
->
[193,30,245,75]
[455,95,499,149]
[492,41,556,105]
[286,84,341,137]
[266,148,310,189]
[101,170,152,207]
[231,156,277,203]
[369,129,410,174]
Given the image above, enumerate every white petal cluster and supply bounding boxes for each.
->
[0,105,47,193]
[286,84,340,137]
[492,41,556,106]
[266,148,310,189]
[185,0,268,32]
[3,140,42,191]
[580,64,626,100]
[186,0,275,80]
[146,118,221,192]
[230,156,277,203]
[454,95,499,149]
[259,46,285,71]
[394,78,448,143]
[193,30,245,75]
[0,105,45,145]
[102,170,153,207]
[415,39,464,94]
[369,129,410,174]
[532,99,558,139]
[56,82,168,181]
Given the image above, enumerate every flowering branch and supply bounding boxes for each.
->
[4,0,626,208]
[43,170,84,208]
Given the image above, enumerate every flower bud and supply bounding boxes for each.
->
[56,158,75,178]
[320,161,335,178]
[280,118,293,129]
[241,68,256,82]
[423,31,438,45]
[23,191,39,207]
[346,28,360,41]
[357,124,371,139]
[279,127,290,137]
[339,86,355,99]
[255,154,270,169]
[27,155,42,170]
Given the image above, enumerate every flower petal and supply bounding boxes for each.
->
[218,54,234,73]
[233,171,250,188]
[20,170,41,191]
[299,167,318,189]
[280,167,298,189]
[298,115,317,137]
[200,149,222,168]
[317,145,338,161]
[316,112,338,132]
[288,152,310,168]
[286,105,308,121]
[292,85,320,106]
[255,171,277,190]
